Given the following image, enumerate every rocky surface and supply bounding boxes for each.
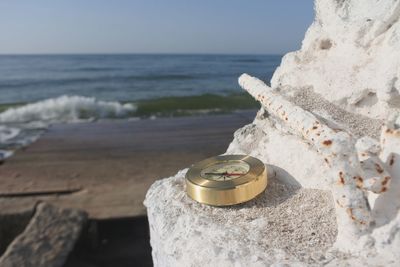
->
[145,0,400,266]
[234,74,399,265]
[145,170,338,267]
[271,0,400,120]
[0,205,33,256]
[0,203,87,267]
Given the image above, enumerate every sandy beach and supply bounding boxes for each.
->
[0,110,255,266]
[2,1,400,265]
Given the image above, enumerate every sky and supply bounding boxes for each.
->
[0,0,314,55]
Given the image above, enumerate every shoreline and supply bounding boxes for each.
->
[0,94,259,161]
[0,110,256,218]
[0,110,256,266]
[0,92,259,116]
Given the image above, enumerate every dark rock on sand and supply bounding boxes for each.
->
[0,203,87,267]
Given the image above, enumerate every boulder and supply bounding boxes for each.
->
[0,203,87,267]
[271,0,400,120]
[145,0,400,265]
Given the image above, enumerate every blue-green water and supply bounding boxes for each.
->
[0,54,281,104]
[0,54,281,159]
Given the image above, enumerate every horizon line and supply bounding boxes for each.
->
[0,52,284,56]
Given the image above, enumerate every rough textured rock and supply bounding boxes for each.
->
[271,0,400,120]
[145,0,400,266]
[0,206,33,256]
[145,170,338,267]
[235,74,399,265]
[0,203,87,267]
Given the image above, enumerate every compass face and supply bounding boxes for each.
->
[186,155,267,206]
[200,160,250,181]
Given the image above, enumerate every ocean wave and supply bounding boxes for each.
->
[0,150,13,161]
[0,125,21,143]
[0,95,136,160]
[0,74,199,89]
[0,93,259,161]
[131,74,196,81]
[0,95,135,124]
[72,67,122,72]
[232,59,263,63]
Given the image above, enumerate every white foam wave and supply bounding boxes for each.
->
[0,125,21,143]
[0,95,137,160]
[0,150,13,161]
[0,95,136,124]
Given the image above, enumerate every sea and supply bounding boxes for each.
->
[0,54,281,104]
[0,54,282,159]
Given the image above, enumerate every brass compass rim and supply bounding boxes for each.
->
[185,154,267,206]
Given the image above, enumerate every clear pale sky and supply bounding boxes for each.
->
[0,0,314,55]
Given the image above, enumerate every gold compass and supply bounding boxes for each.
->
[185,155,267,206]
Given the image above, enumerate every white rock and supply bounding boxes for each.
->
[145,170,338,267]
[237,74,398,259]
[271,0,400,120]
[145,0,400,265]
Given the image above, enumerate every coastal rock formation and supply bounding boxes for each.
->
[145,0,400,266]
[271,0,400,120]
[229,74,399,265]
[145,170,338,266]
[0,203,87,267]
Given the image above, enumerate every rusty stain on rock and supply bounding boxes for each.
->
[375,163,384,174]
[339,171,345,185]
[381,176,391,186]
[390,154,395,166]
[323,140,332,146]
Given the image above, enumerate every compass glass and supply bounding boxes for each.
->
[200,160,250,181]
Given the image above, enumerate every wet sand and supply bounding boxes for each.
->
[0,111,255,266]
[0,111,255,219]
